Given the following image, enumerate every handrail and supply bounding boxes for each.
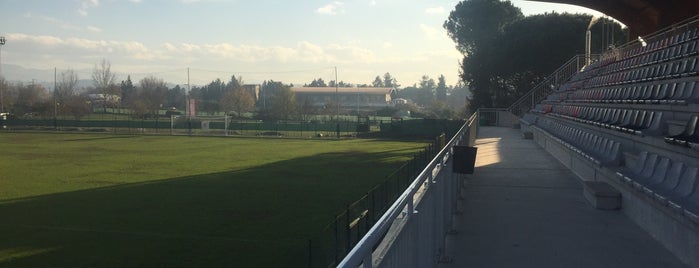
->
[508,14,699,118]
[507,54,596,117]
[337,112,478,267]
[614,14,699,57]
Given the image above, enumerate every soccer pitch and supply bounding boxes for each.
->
[0,133,427,267]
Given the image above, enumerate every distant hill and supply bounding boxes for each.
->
[1,64,175,91]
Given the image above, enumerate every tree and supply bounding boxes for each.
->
[0,77,7,113]
[167,85,186,110]
[298,98,316,121]
[219,75,253,118]
[0,79,18,113]
[195,78,226,115]
[92,59,118,112]
[307,78,327,87]
[372,76,384,87]
[436,75,448,103]
[329,80,353,87]
[139,76,168,117]
[448,81,469,110]
[120,76,136,107]
[397,85,420,104]
[383,72,399,88]
[56,69,79,115]
[65,95,91,120]
[260,80,289,111]
[221,87,255,118]
[227,75,243,90]
[269,86,297,120]
[418,75,436,106]
[444,0,523,55]
[444,1,626,111]
[15,83,48,116]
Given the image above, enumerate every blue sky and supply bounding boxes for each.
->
[0,0,609,87]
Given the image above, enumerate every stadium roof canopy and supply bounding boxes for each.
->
[530,0,699,37]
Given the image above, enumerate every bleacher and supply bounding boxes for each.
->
[522,16,699,251]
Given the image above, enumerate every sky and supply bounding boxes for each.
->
[0,0,612,87]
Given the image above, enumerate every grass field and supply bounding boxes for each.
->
[0,133,426,267]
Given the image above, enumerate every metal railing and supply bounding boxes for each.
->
[614,15,699,60]
[508,15,699,119]
[338,112,478,268]
[476,108,520,127]
[507,54,596,117]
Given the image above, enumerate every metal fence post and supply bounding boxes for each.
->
[307,239,312,268]
[345,207,351,254]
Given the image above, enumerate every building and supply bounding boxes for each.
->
[87,94,121,108]
[291,87,394,112]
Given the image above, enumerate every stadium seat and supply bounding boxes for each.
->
[652,162,686,203]
[640,157,671,194]
[664,115,698,146]
[682,181,699,223]
[632,154,665,190]
[666,167,699,213]
[616,151,652,184]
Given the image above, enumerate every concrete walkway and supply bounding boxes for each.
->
[441,127,687,268]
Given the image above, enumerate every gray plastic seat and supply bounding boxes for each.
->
[616,151,649,183]
[641,157,671,195]
[666,167,699,212]
[631,153,659,187]
[652,162,686,203]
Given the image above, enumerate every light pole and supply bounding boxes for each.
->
[335,66,340,138]
[54,67,57,129]
[0,36,6,113]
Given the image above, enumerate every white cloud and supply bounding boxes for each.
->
[129,0,142,3]
[420,24,441,40]
[78,0,100,17]
[86,26,103,33]
[4,33,461,86]
[6,33,151,59]
[424,6,446,15]
[316,1,344,15]
[8,33,63,46]
[25,12,82,31]
[7,33,438,69]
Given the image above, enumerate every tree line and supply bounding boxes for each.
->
[0,63,468,121]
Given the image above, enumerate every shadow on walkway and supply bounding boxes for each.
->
[441,127,687,268]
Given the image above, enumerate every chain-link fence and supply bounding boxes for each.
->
[2,113,368,138]
[1,112,464,140]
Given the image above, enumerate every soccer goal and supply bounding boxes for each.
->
[170,115,231,136]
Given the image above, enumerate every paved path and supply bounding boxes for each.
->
[440,127,687,268]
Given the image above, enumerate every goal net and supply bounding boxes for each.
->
[170,115,230,136]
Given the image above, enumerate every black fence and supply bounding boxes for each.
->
[2,114,464,140]
[1,115,366,138]
[306,133,447,267]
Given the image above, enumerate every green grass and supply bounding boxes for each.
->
[0,133,426,267]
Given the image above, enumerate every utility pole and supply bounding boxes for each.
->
[0,36,6,113]
[335,66,340,138]
[54,67,57,129]
[187,67,192,136]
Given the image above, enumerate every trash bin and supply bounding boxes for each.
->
[453,145,477,174]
